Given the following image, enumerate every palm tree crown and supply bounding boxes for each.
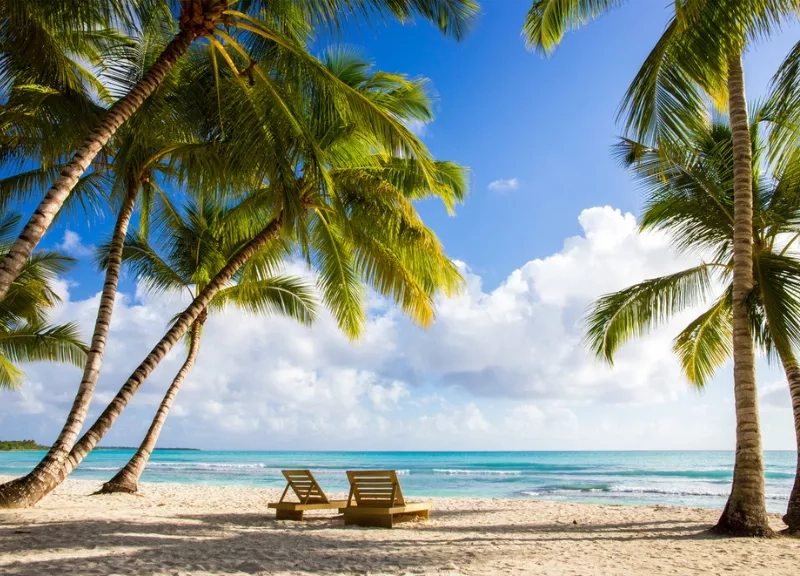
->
[0,214,88,389]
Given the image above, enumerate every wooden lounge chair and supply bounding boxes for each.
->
[268,470,347,520]
[343,470,431,528]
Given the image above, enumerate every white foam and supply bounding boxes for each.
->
[610,485,789,500]
[433,469,522,476]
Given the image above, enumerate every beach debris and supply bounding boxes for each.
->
[572,519,578,525]
[236,560,265,574]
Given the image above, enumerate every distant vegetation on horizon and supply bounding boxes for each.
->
[0,440,48,451]
[0,440,199,452]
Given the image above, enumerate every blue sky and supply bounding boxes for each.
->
[3,2,800,451]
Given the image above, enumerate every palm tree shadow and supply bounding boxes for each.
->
[0,511,731,575]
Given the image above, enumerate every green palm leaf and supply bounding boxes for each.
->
[211,275,317,325]
[584,265,717,363]
[673,290,733,388]
[0,321,88,390]
[310,209,365,340]
[523,0,627,54]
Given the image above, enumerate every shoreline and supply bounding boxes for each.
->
[1,476,798,575]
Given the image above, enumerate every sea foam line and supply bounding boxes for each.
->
[433,469,522,476]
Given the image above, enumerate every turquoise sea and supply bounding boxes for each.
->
[0,450,795,513]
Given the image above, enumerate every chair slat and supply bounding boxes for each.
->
[346,470,405,507]
[280,469,330,504]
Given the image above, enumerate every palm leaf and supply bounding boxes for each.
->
[673,290,733,388]
[210,275,317,325]
[0,321,88,389]
[584,264,717,363]
[310,209,365,340]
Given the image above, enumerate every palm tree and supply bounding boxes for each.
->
[94,195,316,494]
[0,49,466,507]
[0,0,479,302]
[769,40,800,535]
[585,108,800,533]
[524,0,800,536]
[0,7,472,507]
[0,24,245,510]
[0,214,88,389]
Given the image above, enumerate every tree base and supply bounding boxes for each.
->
[712,513,774,538]
[0,476,41,509]
[783,510,800,533]
[94,480,139,495]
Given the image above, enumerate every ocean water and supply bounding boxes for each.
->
[0,450,795,513]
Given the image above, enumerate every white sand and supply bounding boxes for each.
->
[0,476,797,575]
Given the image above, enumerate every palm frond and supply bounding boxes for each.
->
[523,0,627,54]
[584,264,716,363]
[751,251,800,361]
[210,275,317,325]
[0,321,88,389]
[310,209,365,340]
[673,290,733,388]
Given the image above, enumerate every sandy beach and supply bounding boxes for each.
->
[0,476,797,575]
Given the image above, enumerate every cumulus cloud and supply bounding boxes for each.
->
[3,206,791,450]
[401,207,702,404]
[760,382,791,408]
[55,230,94,257]
[487,177,519,192]
[404,119,428,138]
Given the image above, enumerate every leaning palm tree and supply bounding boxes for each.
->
[0,0,479,301]
[96,195,316,494]
[585,108,800,533]
[0,49,466,507]
[524,0,800,536]
[0,215,88,389]
[61,157,464,501]
[0,8,473,507]
[0,25,247,510]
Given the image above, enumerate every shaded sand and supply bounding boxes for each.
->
[0,476,797,575]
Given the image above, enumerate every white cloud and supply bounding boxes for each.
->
[761,381,791,408]
[404,119,428,138]
[487,177,519,192]
[402,207,701,404]
[56,230,94,257]
[2,206,793,450]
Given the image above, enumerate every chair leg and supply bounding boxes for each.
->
[344,513,393,528]
[393,510,430,524]
[275,509,304,521]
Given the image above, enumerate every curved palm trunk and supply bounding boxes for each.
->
[98,316,205,494]
[0,217,282,507]
[0,27,197,303]
[0,188,139,508]
[713,53,772,537]
[776,350,800,533]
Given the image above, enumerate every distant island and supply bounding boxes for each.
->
[0,440,48,451]
[0,441,199,452]
[95,446,200,451]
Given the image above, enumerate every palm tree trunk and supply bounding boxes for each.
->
[0,216,282,507]
[98,316,205,495]
[0,27,197,303]
[713,53,772,537]
[775,349,800,533]
[0,187,139,508]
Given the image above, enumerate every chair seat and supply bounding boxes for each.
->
[342,502,431,515]
[268,500,348,511]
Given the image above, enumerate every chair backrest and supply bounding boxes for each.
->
[280,470,329,504]
[346,470,405,508]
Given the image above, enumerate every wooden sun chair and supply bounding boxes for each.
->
[343,470,431,528]
[268,470,347,521]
